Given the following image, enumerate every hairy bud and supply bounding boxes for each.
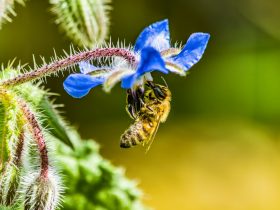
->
[0,163,21,206]
[0,123,25,206]
[50,0,111,47]
[23,170,62,210]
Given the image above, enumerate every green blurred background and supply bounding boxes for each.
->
[1,0,280,209]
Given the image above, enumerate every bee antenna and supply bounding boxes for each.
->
[161,76,168,88]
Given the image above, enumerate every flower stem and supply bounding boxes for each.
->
[12,130,24,167]
[4,129,24,206]
[0,48,136,87]
[18,100,49,178]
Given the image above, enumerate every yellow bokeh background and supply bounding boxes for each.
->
[1,0,280,209]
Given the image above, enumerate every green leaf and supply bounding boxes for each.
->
[38,96,74,149]
[0,102,9,173]
[0,163,21,206]
[53,131,148,210]
[0,102,6,168]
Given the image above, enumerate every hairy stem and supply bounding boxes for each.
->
[0,89,17,170]
[19,100,49,178]
[0,48,136,87]
[12,130,24,167]
[0,89,49,178]
[5,129,24,206]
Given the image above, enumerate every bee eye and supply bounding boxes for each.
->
[154,86,166,99]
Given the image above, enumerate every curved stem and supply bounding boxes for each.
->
[13,129,24,167]
[5,128,24,206]
[0,90,48,177]
[0,48,136,87]
[18,100,49,178]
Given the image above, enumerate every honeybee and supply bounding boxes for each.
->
[120,82,171,151]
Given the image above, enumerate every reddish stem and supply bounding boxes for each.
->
[13,130,25,167]
[19,101,49,178]
[1,48,136,87]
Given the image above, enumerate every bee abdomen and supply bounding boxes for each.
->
[120,121,148,148]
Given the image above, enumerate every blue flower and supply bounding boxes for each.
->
[63,19,210,98]
[166,32,210,74]
[120,47,168,89]
[134,19,170,52]
[121,19,210,88]
[120,19,171,89]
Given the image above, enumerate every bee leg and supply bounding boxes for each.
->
[146,105,154,112]
[138,95,153,112]
[126,89,138,119]
[139,98,145,107]
[136,87,144,109]
[136,86,145,97]
[126,104,136,119]
[146,81,155,88]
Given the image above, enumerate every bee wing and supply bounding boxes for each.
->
[145,116,161,153]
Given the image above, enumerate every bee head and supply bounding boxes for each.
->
[146,81,168,100]
[154,85,167,100]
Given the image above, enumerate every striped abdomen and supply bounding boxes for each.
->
[120,116,156,148]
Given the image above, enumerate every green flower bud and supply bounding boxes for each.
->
[23,170,62,210]
[0,162,21,206]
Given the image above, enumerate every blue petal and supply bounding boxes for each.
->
[121,74,137,89]
[121,47,168,89]
[79,61,98,74]
[137,47,168,75]
[171,33,210,71]
[134,19,170,52]
[63,74,105,98]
